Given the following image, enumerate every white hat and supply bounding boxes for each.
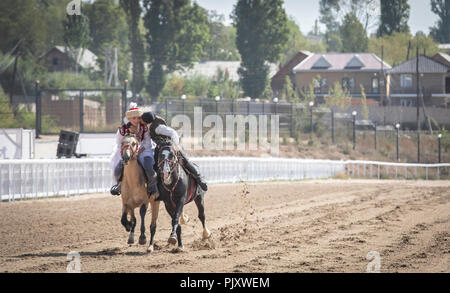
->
[125,102,143,119]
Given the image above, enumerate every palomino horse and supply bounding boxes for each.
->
[156,141,211,251]
[120,134,160,252]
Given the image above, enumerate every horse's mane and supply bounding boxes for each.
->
[159,139,173,148]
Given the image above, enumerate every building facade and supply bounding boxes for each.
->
[387,55,450,108]
[292,53,391,105]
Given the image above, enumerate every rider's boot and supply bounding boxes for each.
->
[178,149,208,191]
[110,161,124,196]
[144,157,158,196]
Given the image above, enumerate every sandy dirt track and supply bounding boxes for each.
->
[0,179,449,273]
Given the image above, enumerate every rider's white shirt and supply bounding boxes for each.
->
[154,124,180,146]
[110,124,156,182]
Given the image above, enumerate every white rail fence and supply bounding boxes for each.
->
[346,161,450,181]
[0,157,448,201]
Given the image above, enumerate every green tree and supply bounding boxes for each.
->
[280,18,326,65]
[203,11,240,61]
[377,0,410,37]
[120,0,146,95]
[430,0,450,43]
[232,0,289,99]
[0,0,47,56]
[62,11,91,74]
[143,0,210,102]
[369,32,439,66]
[360,84,369,120]
[340,13,368,52]
[281,75,299,103]
[326,81,351,110]
[84,0,129,83]
[319,0,341,50]
[85,0,128,56]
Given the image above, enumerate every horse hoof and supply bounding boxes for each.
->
[128,237,135,245]
[147,245,154,253]
[203,231,212,240]
[177,246,184,252]
[139,236,147,245]
[168,237,177,245]
[180,214,189,225]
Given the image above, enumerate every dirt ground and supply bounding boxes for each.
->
[0,179,449,273]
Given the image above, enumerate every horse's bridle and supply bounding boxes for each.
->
[157,147,179,178]
[157,146,182,208]
[121,137,139,161]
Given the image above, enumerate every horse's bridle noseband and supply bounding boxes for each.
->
[157,147,179,177]
[121,137,139,160]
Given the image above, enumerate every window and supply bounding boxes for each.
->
[321,78,328,93]
[342,77,355,91]
[52,57,59,66]
[313,79,320,94]
[400,99,412,107]
[372,78,379,94]
[400,74,413,88]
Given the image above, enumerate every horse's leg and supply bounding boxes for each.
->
[195,194,211,240]
[168,200,185,246]
[128,208,137,244]
[147,200,160,253]
[180,211,189,225]
[121,204,131,232]
[138,203,148,245]
[176,225,183,251]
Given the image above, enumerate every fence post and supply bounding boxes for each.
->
[35,81,41,138]
[352,111,357,150]
[374,122,377,151]
[331,108,335,144]
[79,90,84,133]
[438,134,442,164]
[122,80,128,121]
[396,124,400,162]
[165,99,168,122]
[290,103,294,138]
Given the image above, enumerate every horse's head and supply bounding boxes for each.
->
[157,142,179,186]
[121,134,140,165]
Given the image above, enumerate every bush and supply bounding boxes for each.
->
[38,72,104,90]
[0,86,16,128]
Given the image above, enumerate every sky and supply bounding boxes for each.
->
[194,0,439,36]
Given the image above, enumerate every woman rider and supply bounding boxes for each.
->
[140,111,208,191]
[110,103,158,196]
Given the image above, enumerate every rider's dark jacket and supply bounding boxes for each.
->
[142,112,171,146]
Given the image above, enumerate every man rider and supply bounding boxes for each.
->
[141,111,208,191]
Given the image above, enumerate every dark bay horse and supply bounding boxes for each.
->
[156,142,211,251]
[120,134,160,252]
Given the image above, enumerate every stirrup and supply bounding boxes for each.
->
[110,183,121,196]
[147,182,158,196]
[197,180,208,191]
